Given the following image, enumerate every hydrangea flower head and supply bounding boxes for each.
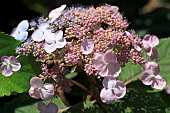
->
[48,4,66,23]
[37,102,58,113]
[10,20,29,42]
[80,39,94,54]
[29,77,54,100]
[31,22,51,42]
[142,34,159,59]
[1,56,21,76]
[141,61,166,89]
[100,76,126,104]
[92,50,121,77]
[44,30,66,53]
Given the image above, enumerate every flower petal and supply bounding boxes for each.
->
[40,83,54,100]
[37,102,47,112]
[31,29,45,42]
[30,77,43,88]
[149,35,159,47]
[17,20,29,31]
[1,56,9,64]
[98,65,109,77]
[151,75,166,89]
[114,80,126,98]
[55,38,67,48]
[107,61,121,77]
[104,50,117,63]
[47,102,58,113]
[44,41,57,53]
[29,86,41,99]
[100,88,116,104]
[11,62,21,72]
[102,76,116,89]
[142,34,150,49]
[141,71,153,86]
[1,64,13,76]
[92,52,105,70]
[18,31,28,42]
[49,4,66,23]
[145,61,160,74]
[80,39,94,54]
[150,47,159,59]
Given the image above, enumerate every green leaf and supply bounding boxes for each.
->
[156,38,170,86]
[65,72,78,79]
[84,100,104,113]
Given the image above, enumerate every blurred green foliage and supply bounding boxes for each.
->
[3,0,170,38]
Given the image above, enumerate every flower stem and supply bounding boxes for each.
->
[87,75,107,113]
[125,71,143,85]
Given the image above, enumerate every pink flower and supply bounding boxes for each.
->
[80,39,94,54]
[31,22,51,42]
[10,20,29,42]
[44,30,66,53]
[141,61,166,89]
[92,50,121,77]
[100,76,126,104]
[48,4,66,23]
[1,56,21,76]
[37,102,58,113]
[142,34,159,59]
[29,77,54,100]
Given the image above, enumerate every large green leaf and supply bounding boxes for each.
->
[0,32,36,96]
[119,37,170,87]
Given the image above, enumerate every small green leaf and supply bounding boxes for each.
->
[84,100,104,113]
[65,72,78,79]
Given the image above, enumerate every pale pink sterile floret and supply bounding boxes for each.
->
[92,50,121,77]
[141,61,166,89]
[100,76,126,104]
[142,34,159,59]
[37,102,58,113]
[1,56,21,76]
[49,4,66,23]
[44,30,66,53]
[11,20,29,42]
[31,22,51,42]
[125,31,141,51]
[80,39,94,54]
[29,77,54,100]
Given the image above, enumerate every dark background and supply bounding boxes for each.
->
[1,0,170,38]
